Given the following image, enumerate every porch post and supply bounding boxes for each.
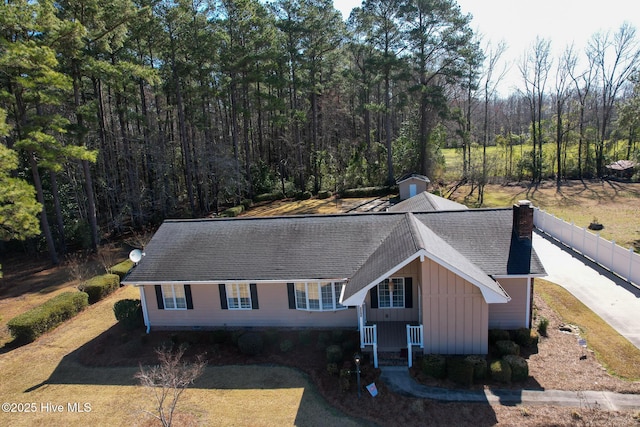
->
[358,304,364,348]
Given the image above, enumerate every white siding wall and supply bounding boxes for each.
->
[143,283,357,329]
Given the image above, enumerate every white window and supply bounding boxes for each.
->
[295,282,346,311]
[226,283,252,310]
[162,284,187,310]
[378,278,405,308]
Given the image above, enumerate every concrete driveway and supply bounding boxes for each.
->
[532,231,640,350]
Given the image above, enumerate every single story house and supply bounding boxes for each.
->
[397,173,430,200]
[123,201,546,367]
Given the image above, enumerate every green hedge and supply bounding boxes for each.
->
[317,190,332,199]
[113,299,143,330]
[237,332,264,356]
[447,357,474,387]
[254,192,285,203]
[495,340,520,357]
[490,359,512,383]
[220,205,244,217]
[504,355,529,382]
[464,355,488,380]
[81,273,120,304]
[110,259,134,279]
[341,186,395,198]
[7,291,89,342]
[421,354,447,379]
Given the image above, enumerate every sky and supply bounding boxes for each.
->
[333,0,639,95]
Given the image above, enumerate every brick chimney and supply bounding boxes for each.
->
[513,200,534,240]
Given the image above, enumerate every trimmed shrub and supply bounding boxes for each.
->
[331,329,344,343]
[537,316,549,336]
[237,332,264,356]
[341,186,394,198]
[513,328,539,348]
[211,330,230,344]
[495,340,520,357]
[8,291,89,342]
[326,344,343,363]
[339,368,351,392]
[240,199,253,210]
[254,192,284,203]
[263,328,280,345]
[295,191,312,200]
[113,299,143,330]
[220,205,244,218]
[327,363,339,376]
[490,359,512,383]
[279,339,294,353]
[110,259,134,279]
[80,273,120,304]
[317,190,332,199]
[504,355,529,382]
[447,357,474,387]
[316,332,330,349]
[341,339,357,354]
[464,355,488,380]
[298,330,311,346]
[488,329,510,344]
[421,354,447,379]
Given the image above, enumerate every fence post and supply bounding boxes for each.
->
[630,248,635,283]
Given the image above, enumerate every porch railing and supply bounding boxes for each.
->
[406,325,424,368]
[361,324,378,368]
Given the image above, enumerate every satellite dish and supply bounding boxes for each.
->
[129,249,143,263]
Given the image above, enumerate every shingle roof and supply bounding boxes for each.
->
[123,209,546,303]
[387,191,468,212]
[396,173,430,184]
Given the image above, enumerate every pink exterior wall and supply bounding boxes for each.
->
[489,278,530,329]
[142,282,357,329]
[366,260,420,323]
[420,258,488,354]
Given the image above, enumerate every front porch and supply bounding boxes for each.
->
[360,321,423,367]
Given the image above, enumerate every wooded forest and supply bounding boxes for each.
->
[1,0,640,265]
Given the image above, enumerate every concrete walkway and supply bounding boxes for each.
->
[532,231,640,350]
[380,366,640,410]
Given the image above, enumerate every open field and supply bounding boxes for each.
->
[448,180,640,250]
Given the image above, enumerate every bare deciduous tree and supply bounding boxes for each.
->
[135,345,207,427]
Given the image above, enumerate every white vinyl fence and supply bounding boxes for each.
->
[534,208,640,287]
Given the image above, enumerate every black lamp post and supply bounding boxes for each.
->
[354,353,361,398]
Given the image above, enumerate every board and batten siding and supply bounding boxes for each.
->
[421,258,488,354]
[489,277,529,329]
[366,260,420,323]
[142,283,357,329]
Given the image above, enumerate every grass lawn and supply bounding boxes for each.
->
[0,286,364,427]
[536,279,640,381]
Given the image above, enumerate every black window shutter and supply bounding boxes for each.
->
[370,285,378,309]
[405,278,413,308]
[218,284,228,310]
[185,284,193,309]
[155,285,164,309]
[250,284,259,309]
[287,283,296,309]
